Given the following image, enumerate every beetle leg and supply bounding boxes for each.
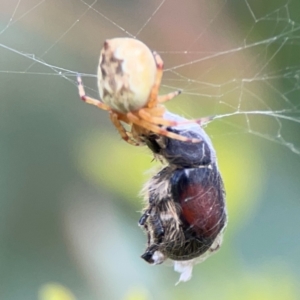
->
[139,207,152,226]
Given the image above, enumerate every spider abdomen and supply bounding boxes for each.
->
[97,38,157,113]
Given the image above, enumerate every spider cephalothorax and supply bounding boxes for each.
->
[77,38,205,145]
[139,113,227,283]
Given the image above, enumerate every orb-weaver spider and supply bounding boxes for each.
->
[77,38,208,146]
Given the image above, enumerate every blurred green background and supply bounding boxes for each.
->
[1,0,300,299]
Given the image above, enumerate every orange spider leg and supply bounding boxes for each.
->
[147,51,164,108]
[138,108,213,128]
[113,113,145,141]
[138,108,179,127]
[193,115,215,126]
[77,75,111,110]
[110,112,142,146]
[147,52,181,106]
[139,105,166,118]
[114,113,143,141]
[127,112,201,143]
[158,90,182,103]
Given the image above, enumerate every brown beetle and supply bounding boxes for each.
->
[139,112,227,283]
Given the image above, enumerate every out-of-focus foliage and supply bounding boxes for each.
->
[39,283,76,300]
[1,0,300,299]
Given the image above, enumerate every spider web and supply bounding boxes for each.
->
[1,0,300,154]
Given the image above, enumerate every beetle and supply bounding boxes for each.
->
[139,112,227,283]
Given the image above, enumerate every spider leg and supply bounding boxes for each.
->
[127,112,201,143]
[139,108,179,127]
[139,108,213,128]
[109,113,142,146]
[158,89,182,103]
[77,75,111,110]
[147,51,164,108]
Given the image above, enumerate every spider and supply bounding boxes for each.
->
[77,37,206,146]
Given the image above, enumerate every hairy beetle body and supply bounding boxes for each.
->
[139,112,227,283]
